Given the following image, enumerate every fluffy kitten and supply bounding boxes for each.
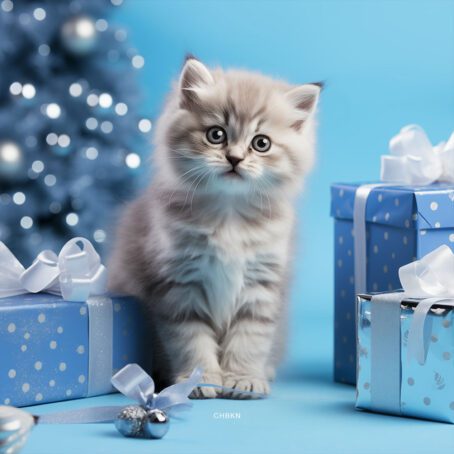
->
[109,58,320,398]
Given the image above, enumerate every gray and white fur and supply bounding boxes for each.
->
[109,58,320,398]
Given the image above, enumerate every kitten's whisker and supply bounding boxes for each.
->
[189,169,211,212]
[178,165,205,181]
[183,167,207,208]
[183,170,203,210]
[207,167,216,189]
[167,165,206,207]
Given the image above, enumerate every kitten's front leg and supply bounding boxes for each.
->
[220,294,279,399]
[154,286,223,398]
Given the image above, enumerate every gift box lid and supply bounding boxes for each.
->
[331,182,454,230]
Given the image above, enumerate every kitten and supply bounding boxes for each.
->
[109,58,320,398]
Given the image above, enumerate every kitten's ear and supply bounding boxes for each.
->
[179,58,214,109]
[285,84,321,127]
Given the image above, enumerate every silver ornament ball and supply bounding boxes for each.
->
[0,406,36,454]
[114,405,147,438]
[61,15,97,55]
[0,141,23,178]
[142,409,170,440]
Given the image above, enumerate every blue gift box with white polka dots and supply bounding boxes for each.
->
[331,182,454,385]
[0,293,145,407]
[357,296,454,423]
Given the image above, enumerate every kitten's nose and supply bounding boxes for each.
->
[226,155,243,168]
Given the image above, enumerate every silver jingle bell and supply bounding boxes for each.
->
[142,409,170,439]
[0,406,36,454]
[114,406,147,438]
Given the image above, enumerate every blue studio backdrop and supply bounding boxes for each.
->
[19,2,454,454]
[113,0,454,329]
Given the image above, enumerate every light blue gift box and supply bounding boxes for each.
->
[357,294,454,423]
[331,183,454,384]
[0,293,145,407]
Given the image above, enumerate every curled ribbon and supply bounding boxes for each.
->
[381,124,454,185]
[0,237,107,302]
[400,246,454,365]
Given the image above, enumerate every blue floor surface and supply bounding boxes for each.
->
[22,315,454,454]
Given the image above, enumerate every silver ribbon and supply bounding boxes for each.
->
[38,365,203,424]
[381,124,454,185]
[111,364,203,412]
[353,183,385,295]
[0,237,107,302]
[86,296,113,397]
[370,293,404,415]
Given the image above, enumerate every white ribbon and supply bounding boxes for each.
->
[399,245,454,299]
[381,124,454,185]
[0,237,107,302]
[398,246,454,365]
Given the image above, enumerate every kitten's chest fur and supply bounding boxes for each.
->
[164,202,291,328]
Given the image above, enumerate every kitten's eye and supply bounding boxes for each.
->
[251,135,271,153]
[206,126,227,145]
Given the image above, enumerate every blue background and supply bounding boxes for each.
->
[24,1,454,453]
[113,0,454,320]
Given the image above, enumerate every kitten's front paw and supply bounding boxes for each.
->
[176,372,222,399]
[222,373,270,399]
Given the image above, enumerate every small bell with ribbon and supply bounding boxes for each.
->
[0,364,203,452]
[111,364,203,439]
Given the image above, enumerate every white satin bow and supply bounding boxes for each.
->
[0,237,107,302]
[381,125,454,185]
[399,245,454,299]
[398,246,454,365]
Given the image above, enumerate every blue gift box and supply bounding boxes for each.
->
[0,293,145,407]
[357,294,454,423]
[331,183,454,384]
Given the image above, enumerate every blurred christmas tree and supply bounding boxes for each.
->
[0,0,151,264]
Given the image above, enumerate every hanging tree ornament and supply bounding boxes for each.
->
[0,141,23,179]
[61,15,97,55]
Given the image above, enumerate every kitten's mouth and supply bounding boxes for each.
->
[224,168,243,179]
